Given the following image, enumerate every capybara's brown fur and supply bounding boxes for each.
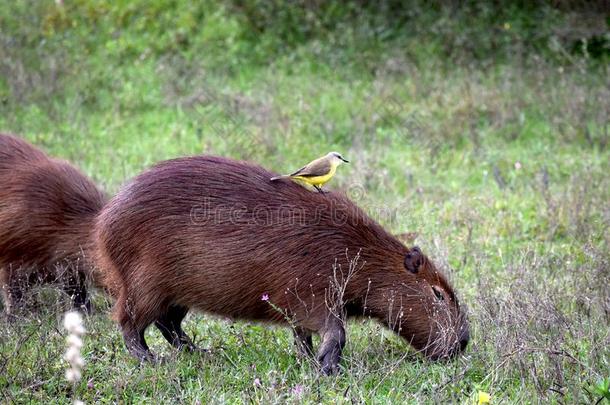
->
[0,134,107,315]
[95,156,468,373]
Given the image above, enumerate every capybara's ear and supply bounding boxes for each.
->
[404,246,423,274]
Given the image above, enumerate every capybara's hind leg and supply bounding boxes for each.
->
[3,288,24,318]
[122,324,153,362]
[62,270,91,314]
[1,284,24,320]
[115,294,154,362]
[316,316,346,375]
[1,267,26,319]
[293,326,314,357]
[1,267,10,315]
[155,305,199,352]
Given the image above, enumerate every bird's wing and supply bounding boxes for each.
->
[290,157,331,178]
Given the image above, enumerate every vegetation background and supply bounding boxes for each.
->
[0,0,608,403]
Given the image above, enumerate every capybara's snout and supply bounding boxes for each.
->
[458,324,470,353]
[425,313,469,361]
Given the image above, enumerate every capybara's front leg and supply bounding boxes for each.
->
[154,305,199,352]
[293,326,314,358]
[316,316,346,375]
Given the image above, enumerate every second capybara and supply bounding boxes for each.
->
[95,155,469,374]
[0,134,107,316]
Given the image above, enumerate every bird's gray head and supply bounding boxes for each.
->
[327,151,349,164]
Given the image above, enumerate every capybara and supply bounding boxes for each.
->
[0,134,107,316]
[95,156,469,374]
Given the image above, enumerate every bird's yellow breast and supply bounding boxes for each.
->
[293,164,338,186]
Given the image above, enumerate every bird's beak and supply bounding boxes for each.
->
[341,157,349,163]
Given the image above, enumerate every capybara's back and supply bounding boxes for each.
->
[0,134,47,168]
[0,133,107,315]
[96,155,468,372]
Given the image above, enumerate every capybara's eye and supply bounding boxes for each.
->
[432,286,444,301]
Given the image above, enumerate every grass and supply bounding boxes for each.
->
[1,1,609,403]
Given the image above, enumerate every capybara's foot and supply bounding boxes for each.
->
[72,291,92,315]
[318,346,342,375]
[122,326,154,362]
[127,342,155,363]
[73,299,92,315]
[316,318,346,376]
[154,305,197,352]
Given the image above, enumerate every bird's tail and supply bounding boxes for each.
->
[270,175,289,181]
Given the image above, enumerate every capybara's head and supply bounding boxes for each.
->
[401,246,468,359]
[368,245,469,360]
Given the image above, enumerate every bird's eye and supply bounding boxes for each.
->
[432,286,444,301]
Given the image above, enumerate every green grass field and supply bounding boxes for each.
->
[1,1,608,403]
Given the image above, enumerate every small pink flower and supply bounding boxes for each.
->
[261,293,269,302]
[292,384,304,398]
[254,378,261,387]
[514,161,522,170]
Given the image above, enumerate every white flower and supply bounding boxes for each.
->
[63,312,85,335]
[64,347,82,364]
[67,335,83,349]
[66,369,82,383]
[63,310,86,391]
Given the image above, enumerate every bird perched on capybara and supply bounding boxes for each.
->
[95,156,469,374]
[0,134,107,316]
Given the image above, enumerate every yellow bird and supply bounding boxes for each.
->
[270,151,349,192]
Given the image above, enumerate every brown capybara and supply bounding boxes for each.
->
[95,156,469,374]
[0,134,107,316]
